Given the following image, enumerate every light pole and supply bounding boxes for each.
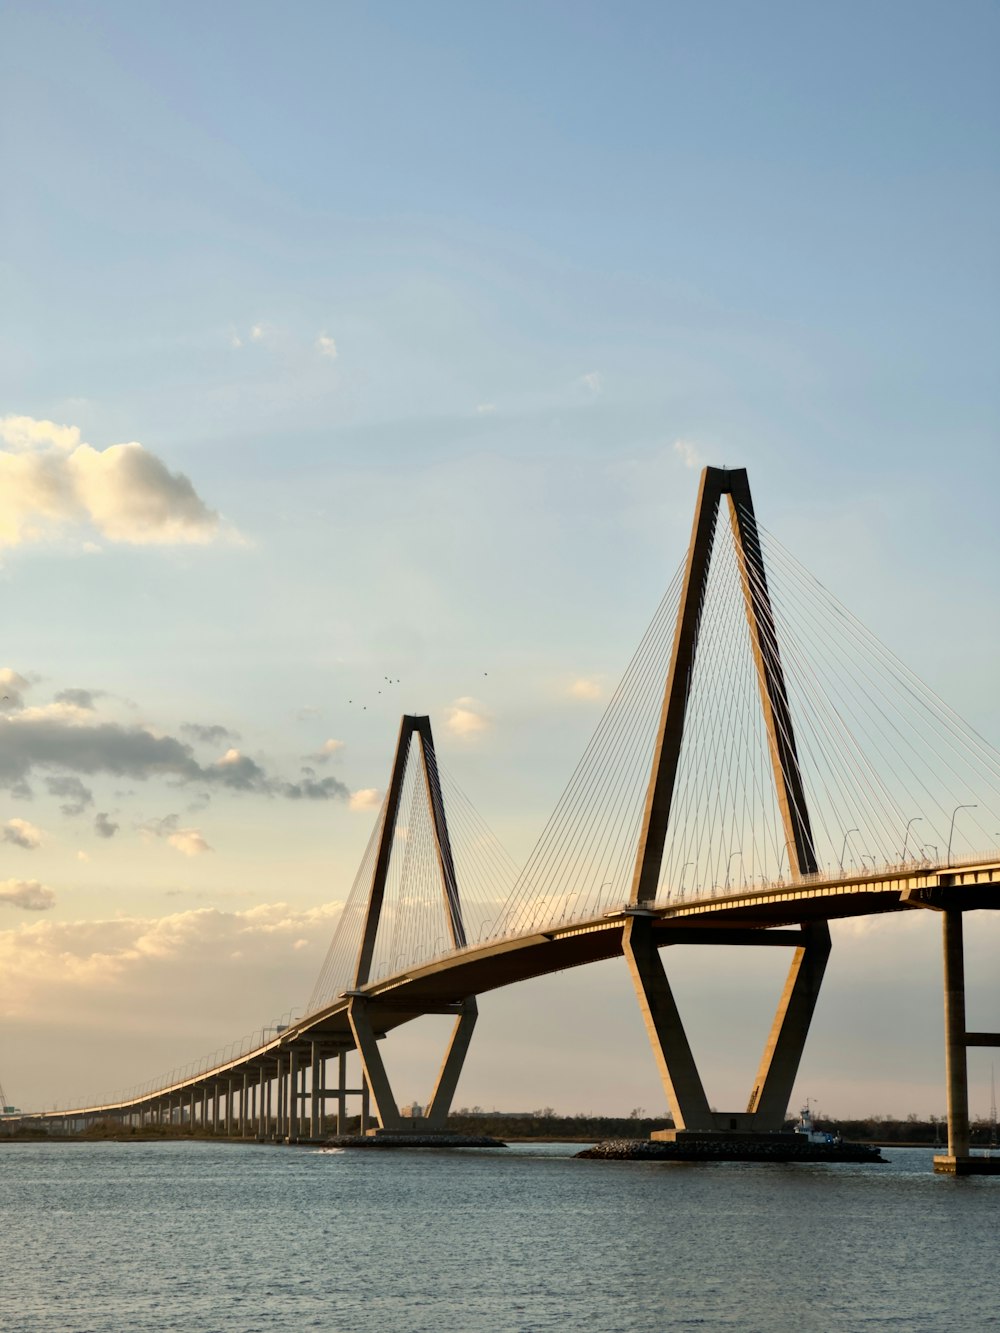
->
[838,828,859,872]
[725,851,742,891]
[947,804,977,866]
[900,817,922,862]
[678,861,694,901]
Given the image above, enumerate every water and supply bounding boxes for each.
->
[0,1140,996,1332]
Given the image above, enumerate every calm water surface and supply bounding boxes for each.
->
[0,1140,996,1332]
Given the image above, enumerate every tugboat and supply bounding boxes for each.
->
[793,1100,838,1146]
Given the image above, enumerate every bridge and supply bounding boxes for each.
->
[20,467,1000,1173]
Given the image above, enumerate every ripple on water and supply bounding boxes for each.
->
[0,1142,996,1332]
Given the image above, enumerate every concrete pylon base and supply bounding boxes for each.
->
[326,1130,505,1149]
[933,1154,1000,1175]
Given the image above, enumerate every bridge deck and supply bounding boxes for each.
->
[23,859,1000,1122]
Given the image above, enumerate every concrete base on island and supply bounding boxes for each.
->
[933,1154,1000,1175]
[579,1133,886,1164]
[326,1130,506,1149]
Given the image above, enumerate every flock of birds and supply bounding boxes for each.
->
[346,673,488,711]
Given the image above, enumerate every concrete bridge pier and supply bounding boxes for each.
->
[934,908,1000,1175]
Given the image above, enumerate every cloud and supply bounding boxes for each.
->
[2,818,43,849]
[211,747,270,789]
[673,438,705,470]
[307,738,344,765]
[579,371,603,395]
[94,812,119,839]
[76,850,90,862]
[0,899,343,1017]
[0,879,55,911]
[283,773,350,800]
[250,324,266,342]
[54,688,103,710]
[476,403,497,416]
[46,775,94,816]
[445,697,492,739]
[0,415,223,548]
[181,722,239,747]
[167,828,212,857]
[1,702,352,806]
[140,813,211,856]
[567,678,604,702]
[349,788,382,811]
[0,668,30,710]
[315,333,338,360]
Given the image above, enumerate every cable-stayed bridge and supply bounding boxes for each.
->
[21,468,1000,1172]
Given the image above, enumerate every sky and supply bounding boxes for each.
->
[1,0,999,1120]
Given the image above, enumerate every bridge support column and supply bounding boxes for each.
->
[288,1049,299,1141]
[424,1001,478,1129]
[337,1051,347,1134]
[310,1042,321,1138]
[349,998,401,1131]
[275,1056,285,1139]
[745,922,831,1130]
[941,909,970,1161]
[622,916,714,1131]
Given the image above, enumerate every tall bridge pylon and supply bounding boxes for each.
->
[624,466,830,1134]
[345,714,478,1133]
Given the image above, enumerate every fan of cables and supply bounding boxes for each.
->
[307,741,517,1014]
[492,506,1000,938]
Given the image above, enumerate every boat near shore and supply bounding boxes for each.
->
[577,1106,887,1164]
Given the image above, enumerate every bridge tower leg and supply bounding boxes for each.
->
[347,714,478,1136]
[932,907,1000,1175]
[941,909,970,1159]
[626,466,828,1135]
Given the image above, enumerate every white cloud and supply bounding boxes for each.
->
[579,371,603,395]
[308,738,344,764]
[0,900,342,1016]
[167,828,213,857]
[250,324,266,342]
[316,333,338,360]
[568,678,603,702]
[476,403,497,416]
[0,879,55,911]
[445,697,492,739]
[673,438,705,470]
[2,818,43,849]
[0,416,81,452]
[349,788,382,811]
[0,416,222,548]
[140,814,211,856]
[0,668,30,710]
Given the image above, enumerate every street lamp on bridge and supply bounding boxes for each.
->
[900,817,923,862]
[724,851,742,890]
[947,805,977,866]
[838,828,859,873]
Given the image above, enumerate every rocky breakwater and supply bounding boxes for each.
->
[326,1132,506,1149]
[577,1136,887,1164]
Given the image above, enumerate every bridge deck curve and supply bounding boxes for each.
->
[23,859,1000,1122]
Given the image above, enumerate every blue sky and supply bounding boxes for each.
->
[1,0,998,1117]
